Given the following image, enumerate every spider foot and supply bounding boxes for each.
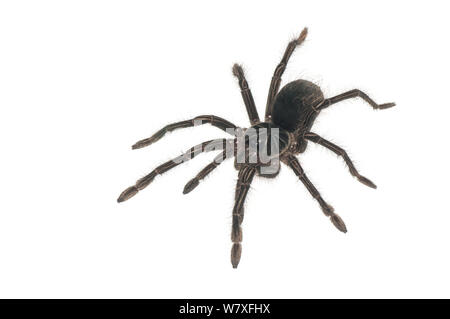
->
[296,27,308,45]
[183,178,199,194]
[117,186,138,203]
[320,204,347,233]
[132,138,155,150]
[132,131,164,150]
[330,214,347,233]
[376,102,396,109]
[357,175,377,189]
[231,243,242,269]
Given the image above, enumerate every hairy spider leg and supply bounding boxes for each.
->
[183,140,237,194]
[265,27,308,121]
[232,64,260,125]
[234,166,247,222]
[318,89,395,111]
[117,139,231,202]
[231,166,256,268]
[132,115,238,150]
[304,132,376,188]
[283,155,347,233]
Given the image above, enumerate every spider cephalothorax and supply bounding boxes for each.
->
[118,28,395,268]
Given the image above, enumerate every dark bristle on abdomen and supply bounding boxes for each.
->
[272,79,324,132]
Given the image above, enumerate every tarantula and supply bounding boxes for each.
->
[118,28,395,268]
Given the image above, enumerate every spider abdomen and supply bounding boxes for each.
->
[272,79,324,133]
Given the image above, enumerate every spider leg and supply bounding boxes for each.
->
[265,28,308,121]
[234,167,247,222]
[283,154,347,233]
[231,166,256,268]
[132,115,238,150]
[232,64,260,125]
[117,139,230,202]
[304,132,376,189]
[318,89,395,110]
[183,140,236,194]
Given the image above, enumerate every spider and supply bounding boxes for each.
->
[117,28,395,268]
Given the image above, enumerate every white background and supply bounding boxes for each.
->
[0,0,449,298]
